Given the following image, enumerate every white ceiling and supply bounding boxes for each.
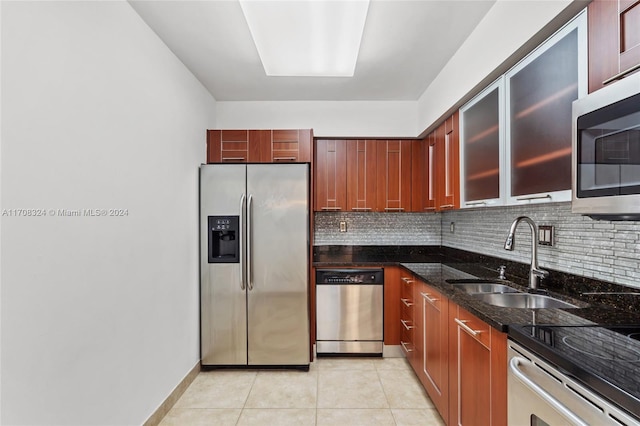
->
[129,0,497,102]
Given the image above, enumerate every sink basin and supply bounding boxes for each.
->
[473,293,578,309]
[446,278,520,294]
[451,283,520,294]
[446,279,507,284]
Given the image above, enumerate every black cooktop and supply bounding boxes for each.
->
[509,323,640,421]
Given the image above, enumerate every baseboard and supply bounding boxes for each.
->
[383,344,403,358]
[143,361,200,426]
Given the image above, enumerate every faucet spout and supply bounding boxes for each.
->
[504,216,548,290]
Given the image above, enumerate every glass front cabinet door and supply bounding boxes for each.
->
[459,11,587,207]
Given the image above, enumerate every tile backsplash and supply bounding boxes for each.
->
[314,202,640,290]
[314,212,442,246]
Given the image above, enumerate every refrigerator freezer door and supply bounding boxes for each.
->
[200,164,248,365]
[246,164,310,365]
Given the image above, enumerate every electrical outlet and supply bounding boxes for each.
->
[450,222,455,233]
[339,221,347,232]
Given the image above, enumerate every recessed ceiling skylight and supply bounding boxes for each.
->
[239,0,370,77]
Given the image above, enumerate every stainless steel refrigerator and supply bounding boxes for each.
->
[200,163,310,367]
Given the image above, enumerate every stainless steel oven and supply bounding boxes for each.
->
[572,72,640,220]
[508,340,639,426]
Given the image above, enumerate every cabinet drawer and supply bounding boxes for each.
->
[400,323,415,354]
[454,306,491,349]
[400,275,414,298]
[401,298,414,320]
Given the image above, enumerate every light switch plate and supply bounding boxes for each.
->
[538,225,554,246]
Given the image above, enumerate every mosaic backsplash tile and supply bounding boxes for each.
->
[314,212,442,245]
[442,202,640,289]
[314,202,640,290]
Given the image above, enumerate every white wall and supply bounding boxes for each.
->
[216,100,417,138]
[0,1,216,425]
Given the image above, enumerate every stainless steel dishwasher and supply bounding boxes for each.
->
[315,269,384,355]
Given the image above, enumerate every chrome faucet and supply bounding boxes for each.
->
[504,216,548,290]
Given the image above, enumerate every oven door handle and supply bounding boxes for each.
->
[509,357,589,426]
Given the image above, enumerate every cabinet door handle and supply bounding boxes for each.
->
[465,201,486,206]
[273,156,297,161]
[439,204,455,209]
[401,298,413,307]
[454,318,482,336]
[320,206,342,211]
[384,207,405,211]
[401,319,414,330]
[400,341,414,352]
[420,292,438,304]
[516,194,551,202]
[423,207,437,211]
[222,157,245,161]
[351,207,372,211]
[603,63,640,85]
[401,277,414,284]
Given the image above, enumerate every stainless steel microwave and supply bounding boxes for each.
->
[572,72,640,220]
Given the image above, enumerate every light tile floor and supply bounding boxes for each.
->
[160,357,446,426]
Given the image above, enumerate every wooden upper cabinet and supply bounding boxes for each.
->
[376,140,412,212]
[206,129,312,163]
[346,139,377,212]
[589,0,640,92]
[437,112,460,211]
[314,139,347,212]
[207,129,262,163]
[410,138,437,213]
[270,129,312,163]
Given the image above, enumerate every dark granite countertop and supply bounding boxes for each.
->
[313,245,640,330]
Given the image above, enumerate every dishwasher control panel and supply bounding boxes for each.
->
[316,269,384,284]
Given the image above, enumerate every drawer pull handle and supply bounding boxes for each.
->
[401,319,414,330]
[401,298,413,307]
[420,292,438,304]
[455,318,482,336]
[401,277,414,284]
[400,341,414,352]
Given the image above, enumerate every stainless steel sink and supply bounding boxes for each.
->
[451,283,520,294]
[473,293,578,309]
[446,278,520,294]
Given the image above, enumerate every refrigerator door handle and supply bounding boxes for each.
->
[239,193,246,290]
[247,193,254,291]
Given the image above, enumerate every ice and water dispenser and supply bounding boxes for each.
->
[207,216,239,263]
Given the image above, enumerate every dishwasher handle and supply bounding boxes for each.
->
[509,356,589,426]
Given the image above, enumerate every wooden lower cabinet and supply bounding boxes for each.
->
[419,281,449,425]
[404,274,507,426]
[449,304,507,426]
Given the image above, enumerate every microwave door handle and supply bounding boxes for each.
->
[239,194,246,290]
[509,357,589,426]
[247,194,253,291]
